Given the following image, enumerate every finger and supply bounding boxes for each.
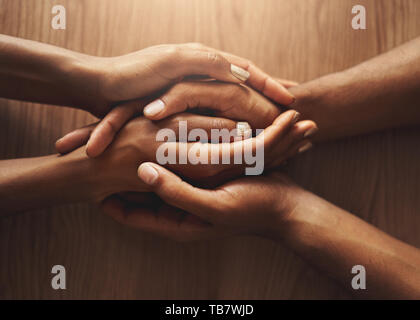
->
[278,139,313,165]
[86,101,143,158]
[258,109,300,150]
[160,110,299,178]
[236,62,295,106]
[102,195,220,242]
[184,43,295,105]
[178,46,251,83]
[55,123,96,154]
[158,113,241,142]
[268,120,318,167]
[275,78,299,88]
[224,109,299,168]
[144,81,281,129]
[137,162,221,222]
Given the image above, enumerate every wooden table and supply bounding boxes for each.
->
[0,0,419,299]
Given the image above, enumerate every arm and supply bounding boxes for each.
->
[134,164,420,299]
[1,99,308,212]
[138,38,420,147]
[273,189,420,299]
[1,35,295,156]
[0,151,100,213]
[289,37,420,141]
[0,34,102,110]
[56,81,316,160]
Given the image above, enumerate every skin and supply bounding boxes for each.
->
[135,165,420,299]
[108,37,420,299]
[55,80,306,154]
[3,32,419,298]
[289,37,420,142]
[0,86,316,213]
[0,35,296,157]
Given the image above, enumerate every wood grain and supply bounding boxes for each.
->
[0,0,419,299]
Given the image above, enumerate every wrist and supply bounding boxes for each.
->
[61,54,110,114]
[266,186,326,242]
[56,148,113,202]
[288,71,349,141]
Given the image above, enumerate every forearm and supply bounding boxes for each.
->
[290,37,420,141]
[270,191,420,299]
[0,149,101,214]
[0,34,103,109]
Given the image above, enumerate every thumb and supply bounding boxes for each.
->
[86,101,142,157]
[55,123,96,154]
[137,162,220,221]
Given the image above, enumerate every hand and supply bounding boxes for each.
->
[131,164,306,238]
[60,43,297,157]
[78,111,239,200]
[68,107,314,202]
[57,80,304,157]
[101,192,232,242]
[97,43,296,109]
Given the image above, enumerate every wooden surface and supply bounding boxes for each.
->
[1,0,419,299]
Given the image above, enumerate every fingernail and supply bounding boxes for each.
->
[285,92,296,106]
[138,163,159,185]
[304,127,319,138]
[292,112,301,124]
[276,83,296,106]
[236,122,252,138]
[143,99,165,117]
[231,64,250,82]
[298,142,313,154]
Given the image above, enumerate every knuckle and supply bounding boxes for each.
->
[103,119,119,135]
[167,81,189,98]
[164,45,182,60]
[247,60,255,69]
[223,83,247,100]
[206,51,222,64]
[168,82,197,107]
[165,187,184,206]
[211,118,228,130]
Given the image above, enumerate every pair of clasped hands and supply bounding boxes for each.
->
[56,43,318,241]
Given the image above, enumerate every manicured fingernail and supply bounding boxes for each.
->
[304,126,319,138]
[138,163,159,185]
[231,64,250,82]
[292,112,301,124]
[144,99,165,117]
[298,142,313,154]
[236,122,252,138]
